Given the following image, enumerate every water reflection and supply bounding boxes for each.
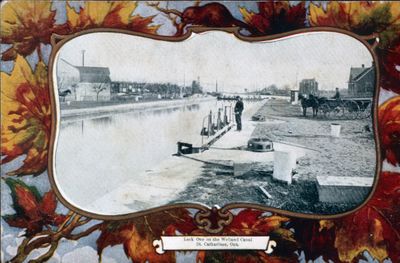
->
[56,100,220,207]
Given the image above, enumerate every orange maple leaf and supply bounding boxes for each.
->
[309,2,400,48]
[65,2,160,34]
[1,55,51,176]
[97,208,196,262]
[0,1,67,61]
[333,211,388,262]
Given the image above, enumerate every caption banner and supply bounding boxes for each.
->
[153,236,276,254]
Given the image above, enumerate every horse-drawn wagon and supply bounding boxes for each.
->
[318,98,372,119]
[299,94,372,119]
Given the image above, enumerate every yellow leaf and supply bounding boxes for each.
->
[85,1,113,25]
[66,1,137,28]
[390,2,400,25]
[239,6,254,24]
[0,1,57,60]
[113,1,138,25]
[65,3,83,28]
[1,1,53,34]
[319,220,334,231]
[1,55,51,176]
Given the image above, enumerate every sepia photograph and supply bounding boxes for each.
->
[54,31,376,215]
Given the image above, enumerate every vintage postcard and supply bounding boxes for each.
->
[1,1,399,262]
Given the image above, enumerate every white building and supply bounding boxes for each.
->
[57,59,111,101]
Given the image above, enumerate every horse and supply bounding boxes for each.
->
[298,94,320,117]
[59,89,71,102]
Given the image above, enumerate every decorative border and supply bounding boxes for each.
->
[2,2,399,262]
[48,26,381,221]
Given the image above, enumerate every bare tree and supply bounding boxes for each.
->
[93,83,107,101]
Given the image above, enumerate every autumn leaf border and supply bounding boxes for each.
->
[1,1,400,263]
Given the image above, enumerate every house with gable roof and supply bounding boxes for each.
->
[348,63,375,97]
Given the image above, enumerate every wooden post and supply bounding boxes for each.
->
[217,108,222,130]
[208,110,212,137]
[224,106,228,124]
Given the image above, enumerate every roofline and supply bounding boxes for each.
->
[75,66,110,70]
[60,58,77,68]
[353,67,374,81]
[59,59,110,73]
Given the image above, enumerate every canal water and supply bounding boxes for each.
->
[55,99,235,207]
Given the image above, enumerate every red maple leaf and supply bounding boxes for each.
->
[2,178,67,236]
[194,209,298,263]
[240,2,306,35]
[378,42,400,94]
[96,208,196,262]
[379,96,400,165]
[291,219,338,262]
[368,172,400,261]
[292,172,400,262]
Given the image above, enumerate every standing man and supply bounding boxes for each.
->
[333,87,341,100]
[234,96,244,131]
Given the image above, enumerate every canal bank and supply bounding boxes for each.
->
[56,97,255,212]
[77,100,266,215]
[60,96,216,123]
[81,98,374,215]
[173,99,375,214]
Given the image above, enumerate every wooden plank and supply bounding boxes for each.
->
[317,176,373,187]
[259,186,273,199]
[316,176,373,203]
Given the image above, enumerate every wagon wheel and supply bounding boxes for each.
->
[319,103,331,119]
[343,100,360,119]
[362,101,372,119]
[332,103,344,119]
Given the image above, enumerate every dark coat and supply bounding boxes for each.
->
[333,90,341,99]
[234,100,244,113]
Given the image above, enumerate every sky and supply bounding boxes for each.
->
[57,31,373,92]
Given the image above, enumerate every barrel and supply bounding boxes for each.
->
[330,123,341,137]
[273,151,296,184]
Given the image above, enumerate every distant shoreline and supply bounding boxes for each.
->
[60,96,216,123]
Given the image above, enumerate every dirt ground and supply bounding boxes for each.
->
[173,99,376,215]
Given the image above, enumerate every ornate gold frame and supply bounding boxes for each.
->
[47,26,381,229]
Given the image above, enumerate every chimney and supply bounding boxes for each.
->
[362,64,364,68]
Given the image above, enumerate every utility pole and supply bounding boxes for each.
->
[183,72,186,87]
[81,50,85,67]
